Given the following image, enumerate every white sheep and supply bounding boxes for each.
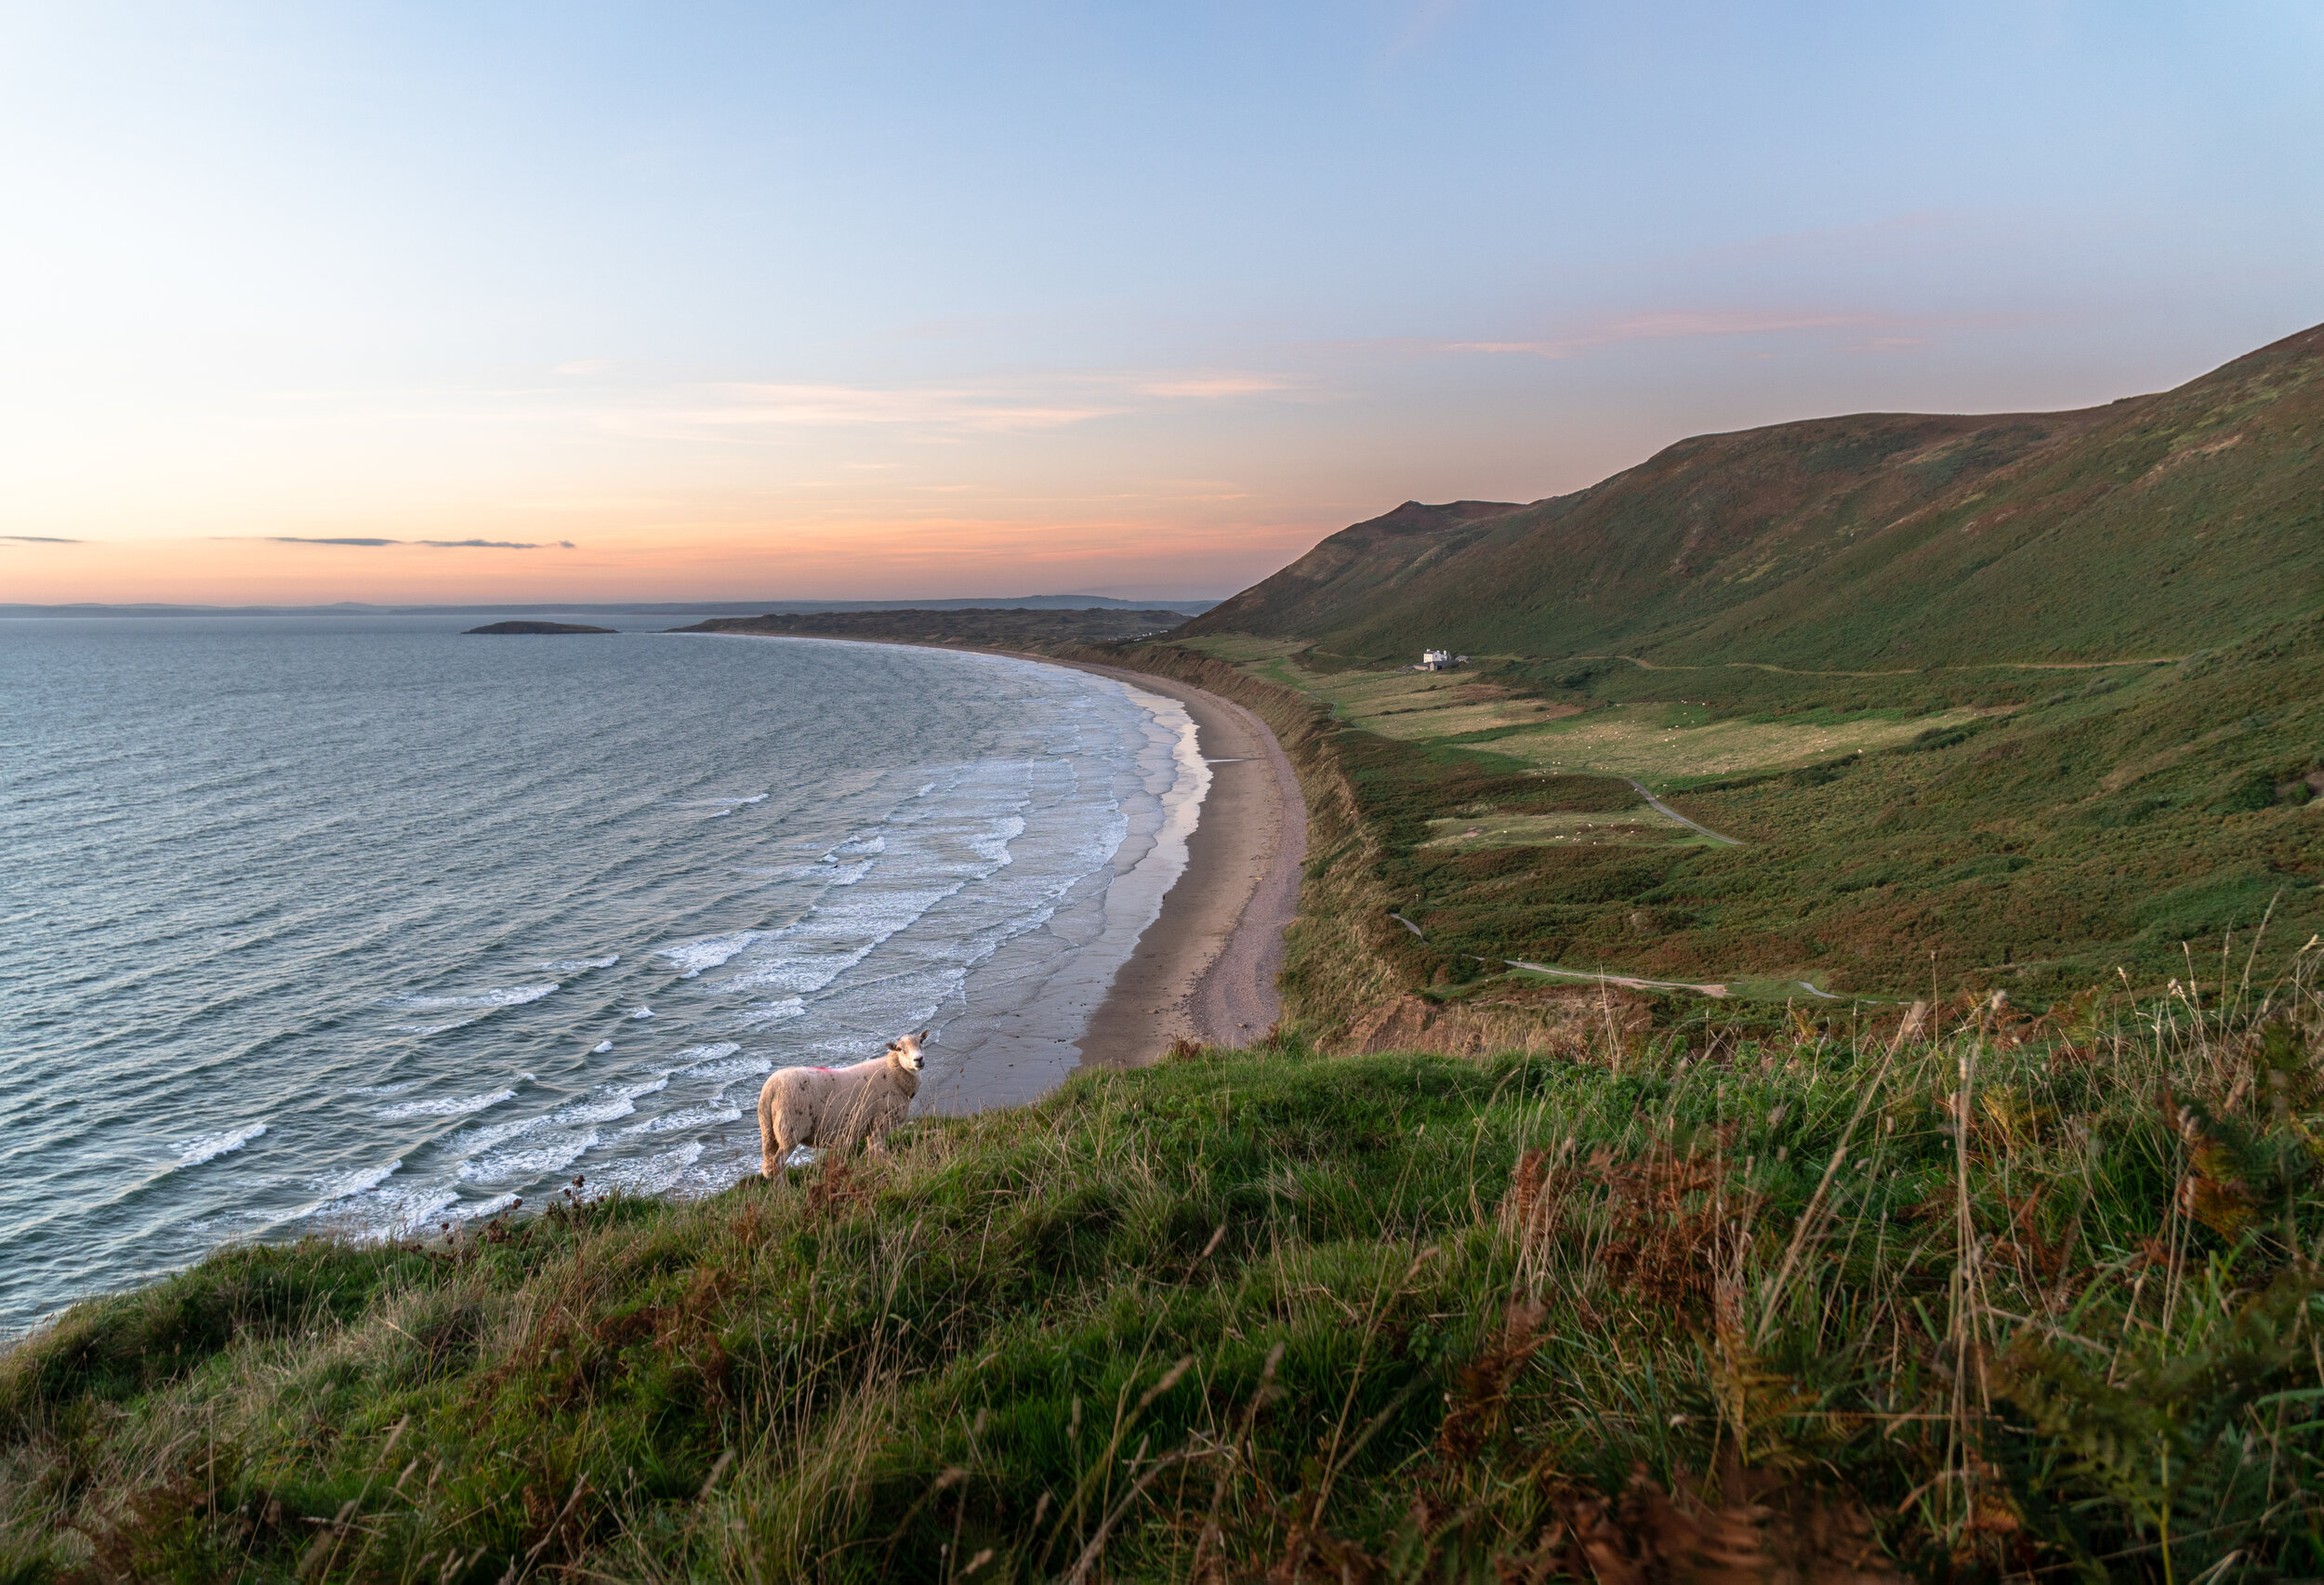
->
[758,1030,927,1177]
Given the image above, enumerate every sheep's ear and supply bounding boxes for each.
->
[918,1030,930,1041]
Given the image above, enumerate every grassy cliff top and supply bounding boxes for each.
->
[7,992,2324,1581]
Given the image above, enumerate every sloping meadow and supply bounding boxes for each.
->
[1241,610,2324,1005]
[6,966,2324,1581]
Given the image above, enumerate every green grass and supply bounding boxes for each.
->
[1184,651,1981,788]
[1131,610,2324,1006]
[7,970,2324,1581]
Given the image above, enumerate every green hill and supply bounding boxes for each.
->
[1183,323,2324,668]
[1159,322,2324,1004]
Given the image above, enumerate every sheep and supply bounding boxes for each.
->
[758,1030,928,1177]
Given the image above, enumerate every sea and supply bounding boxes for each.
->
[0,616,1208,1337]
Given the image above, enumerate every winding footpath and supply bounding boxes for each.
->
[1627,778,1742,845]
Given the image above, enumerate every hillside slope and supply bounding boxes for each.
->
[1183,322,2324,667]
[1185,498,1522,638]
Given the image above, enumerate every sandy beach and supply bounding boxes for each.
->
[1035,658,1305,1068]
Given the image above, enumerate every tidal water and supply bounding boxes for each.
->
[0,617,1201,1335]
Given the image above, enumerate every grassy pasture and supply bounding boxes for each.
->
[1148,612,2324,1004]
[1172,640,1990,788]
[1477,702,1987,783]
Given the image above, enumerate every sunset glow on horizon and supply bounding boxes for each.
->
[3,2,2318,606]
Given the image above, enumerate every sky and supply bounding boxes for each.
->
[2,2,2319,606]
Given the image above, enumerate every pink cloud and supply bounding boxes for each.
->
[1444,310,1907,360]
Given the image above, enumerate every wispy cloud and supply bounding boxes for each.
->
[678,383,1118,434]
[611,368,1297,442]
[1132,375,1292,399]
[1,534,81,543]
[258,536,575,549]
[1444,310,1908,360]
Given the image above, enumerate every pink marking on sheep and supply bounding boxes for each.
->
[758,1030,928,1178]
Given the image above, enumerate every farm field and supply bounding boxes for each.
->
[1437,699,1987,782]
[1173,638,1982,786]
[1153,617,2324,1004]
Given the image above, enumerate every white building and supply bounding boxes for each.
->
[1419,649,1454,671]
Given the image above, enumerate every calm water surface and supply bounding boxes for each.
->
[0,618,1196,1334]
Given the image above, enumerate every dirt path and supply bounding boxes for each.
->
[1502,958,1853,1004]
[1503,958,1730,997]
[1627,779,1742,845]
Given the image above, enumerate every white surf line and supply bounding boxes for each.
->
[1503,957,1729,997]
[1627,779,1742,845]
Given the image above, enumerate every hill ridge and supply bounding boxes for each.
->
[1182,321,2324,668]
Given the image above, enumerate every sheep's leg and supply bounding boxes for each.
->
[833,1092,871,1156]
[758,1082,784,1180]
[863,1097,905,1161]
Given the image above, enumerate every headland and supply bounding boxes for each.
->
[461,620,617,634]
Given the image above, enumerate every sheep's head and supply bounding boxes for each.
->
[886,1030,930,1072]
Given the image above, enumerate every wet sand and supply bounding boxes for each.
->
[1036,659,1305,1067]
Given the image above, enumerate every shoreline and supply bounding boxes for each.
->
[1034,656,1304,1068]
[691,630,1305,1076]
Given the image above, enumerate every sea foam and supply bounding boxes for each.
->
[173,1122,267,1167]
[376,1088,516,1121]
[312,1158,403,1201]
[390,983,560,1010]
[657,931,764,978]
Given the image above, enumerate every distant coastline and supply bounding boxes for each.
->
[2,594,1220,620]
[673,607,1188,645]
